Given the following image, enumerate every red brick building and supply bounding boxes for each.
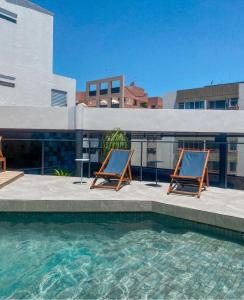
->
[76,76,163,109]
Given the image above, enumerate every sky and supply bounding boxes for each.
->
[35,0,244,96]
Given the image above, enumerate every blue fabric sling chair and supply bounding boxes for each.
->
[167,149,210,198]
[90,149,134,191]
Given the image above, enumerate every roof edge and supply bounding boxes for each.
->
[5,0,53,16]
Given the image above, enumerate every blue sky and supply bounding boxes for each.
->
[35,0,244,95]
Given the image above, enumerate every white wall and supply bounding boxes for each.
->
[1,106,244,134]
[0,0,53,74]
[0,0,76,107]
[77,106,244,135]
[162,92,177,109]
[238,83,244,110]
[0,106,75,130]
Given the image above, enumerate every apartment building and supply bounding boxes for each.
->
[163,82,244,110]
[162,82,244,180]
[76,75,163,109]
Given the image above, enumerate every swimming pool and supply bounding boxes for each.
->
[0,212,243,299]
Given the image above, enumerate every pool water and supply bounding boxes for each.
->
[0,213,243,299]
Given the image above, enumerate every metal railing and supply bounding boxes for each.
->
[1,136,244,190]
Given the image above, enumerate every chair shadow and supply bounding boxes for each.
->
[145,183,162,188]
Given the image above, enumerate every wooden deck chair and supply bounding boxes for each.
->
[90,149,134,191]
[167,149,210,198]
[0,136,6,172]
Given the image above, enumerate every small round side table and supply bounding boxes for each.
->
[75,158,89,184]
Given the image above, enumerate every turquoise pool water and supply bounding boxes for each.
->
[0,213,243,299]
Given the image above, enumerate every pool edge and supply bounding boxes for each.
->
[0,199,243,233]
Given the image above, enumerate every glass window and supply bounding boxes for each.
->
[230,98,238,107]
[89,84,96,96]
[209,101,215,109]
[111,80,120,93]
[229,143,237,151]
[195,101,204,109]
[215,100,226,109]
[208,100,227,110]
[195,102,200,109]
[51,89,67,107]
[0,7,17,24]
[229,162,237,172]
[179,140,204,149]
[209,161,219,172]
[179,101,204,109]
[100,82,108,95]
[178,140,184,149]
[185,102,194,109]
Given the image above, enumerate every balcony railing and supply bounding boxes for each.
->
[1,136,244,190]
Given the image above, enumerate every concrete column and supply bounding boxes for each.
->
[96,83,100,107]
[215,134,228,188]
[204,100,207,109]
[108,81,112,108]
[75,130,83,176]
[121,75,125,108]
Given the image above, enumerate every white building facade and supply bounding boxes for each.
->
[0,0,75,108]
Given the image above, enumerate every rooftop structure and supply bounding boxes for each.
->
[0,0,75,108]
[76,75,163,109]
[5,0,53,15]
[163,81,244,110]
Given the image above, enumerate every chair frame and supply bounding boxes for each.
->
[0,137,6,172]
[167,149,210,198]
[90,149,134,191]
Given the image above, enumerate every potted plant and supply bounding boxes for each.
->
[102,128,129,158]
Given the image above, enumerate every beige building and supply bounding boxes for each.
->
[76,75,163,109]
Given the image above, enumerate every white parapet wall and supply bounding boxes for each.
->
[0,106,75,130]
[1,105,244,134]
[77,106,244,135]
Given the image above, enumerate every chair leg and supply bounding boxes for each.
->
[116,167,128,191]
[128,165,132,181]
[167,180,173,195]
[197,177,205,198]
[116,176,124,191]
[205,168,209,186]
[90,177,98,189]
[3,159,6,172]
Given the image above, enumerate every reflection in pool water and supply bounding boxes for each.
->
[0,213,243,299]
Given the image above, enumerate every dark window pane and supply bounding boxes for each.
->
[111,87,120,93]
[0,13,17,23]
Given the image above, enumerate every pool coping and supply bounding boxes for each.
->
[0,198,243,233]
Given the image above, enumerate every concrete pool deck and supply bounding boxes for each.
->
[0,175,243,233]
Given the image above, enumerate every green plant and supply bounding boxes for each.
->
[140,102,148,108]
[102,128,129,158]
[53,169,71,176]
